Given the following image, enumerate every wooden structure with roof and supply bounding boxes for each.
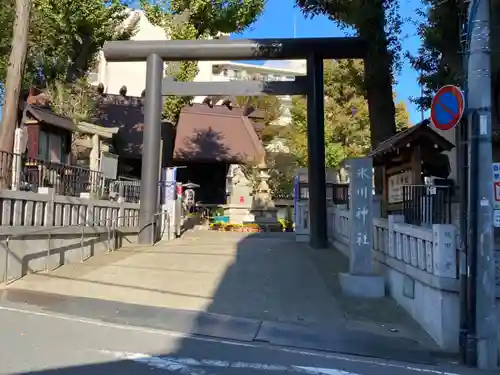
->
[95,93,266,169]
[21,88,119,169]
[368,119,455,214]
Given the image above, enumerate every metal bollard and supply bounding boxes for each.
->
[80,225,85,262]
[46,233,51,272]
[111,218,117,252]
[107,220,113,252]
[3,237,11,283]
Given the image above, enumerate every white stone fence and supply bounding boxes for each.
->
[0,189,140,230]
[0,190,178,284]
[296,201,463,351]
[330,207,458,277]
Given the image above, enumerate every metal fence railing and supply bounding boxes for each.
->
[272,192,294,201]
[104,178,180,204]
[0,151,103,197]
[402,184,454,227]
[296,182,349,207]
[332,183,349,206]
[105,177,141,203]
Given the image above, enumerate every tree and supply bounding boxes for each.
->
[0,0,137,160]
[46,79,97,123]
[408,0,465,110]
[0,0,136,89]
[0,1,16,97]
[295,0,402,149]
[0,0,32,156]
[283,59,409,169]
[295,0,403,193]
[45,78,99,161]
[140,0,266,123]
[235,94,293,194]
[235,95,283,145]
[26,0,136,86]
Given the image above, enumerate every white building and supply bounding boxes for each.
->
[88,10,166,96]
[203,60,306,126]
[88,9,306,130]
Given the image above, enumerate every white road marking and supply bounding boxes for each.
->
[0,305,459,375]
[99,350,355,375]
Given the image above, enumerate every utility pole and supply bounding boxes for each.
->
[466,0,498,369]
[0,0,32,154]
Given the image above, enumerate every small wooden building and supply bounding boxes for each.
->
[14,89,119,195]
[368,119,455,216]
[21,89,118,167]
[22,104,74,164]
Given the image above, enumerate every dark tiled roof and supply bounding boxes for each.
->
[93,94,146,157]
[368,119,454,158]
[173,104,265,163]
[94,94,264,161]
[24,104,76,131]
[200,97,265,119]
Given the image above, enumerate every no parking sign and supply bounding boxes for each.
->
[430,85,464,131]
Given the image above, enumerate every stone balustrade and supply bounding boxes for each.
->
[0,190,140,230]
[296,202,469,351]
[0,189,142,284]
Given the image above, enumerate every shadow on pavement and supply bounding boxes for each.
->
[166,232,443,364]
[3,231,455,374]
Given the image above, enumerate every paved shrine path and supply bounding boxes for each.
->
[1,230,441,363]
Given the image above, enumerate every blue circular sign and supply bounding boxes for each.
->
[430,85,464,131]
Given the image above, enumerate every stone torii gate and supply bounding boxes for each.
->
[103,37,367,247]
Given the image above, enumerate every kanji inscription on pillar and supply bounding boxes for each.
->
[348,157,374,275]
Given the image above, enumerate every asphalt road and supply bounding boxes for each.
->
[0,304,487,375]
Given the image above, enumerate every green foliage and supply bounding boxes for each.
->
[296,0,407,194]
[395,100,410,130]
[283,60,409,170]
[0,0,14,90]
[45,77,100,161]
[407,0,465,110]
[295,0,403,152]
[0,0,136,88]
[235,95,282,144]
[0,0,137,159]
[235,94,291,195]
[45,78,98,123]
[295,0,403,76]
[141,0,266,123]
[266,152,297,198]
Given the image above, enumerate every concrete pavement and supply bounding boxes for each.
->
[0,305,487,375]
[1,230,445,367]
[4,231,344,326]
[0,287,435,364]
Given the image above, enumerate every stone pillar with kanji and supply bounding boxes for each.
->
[339,157,385,298]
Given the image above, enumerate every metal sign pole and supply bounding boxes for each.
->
[466,0,498,369]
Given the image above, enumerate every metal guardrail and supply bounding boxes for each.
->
[0,150,103,197]
[296,182,349,206]
[402,185,454,227]
[2,211,171,285]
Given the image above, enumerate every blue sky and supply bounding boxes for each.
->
[1,0,427,124]
[232,0,428,125]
